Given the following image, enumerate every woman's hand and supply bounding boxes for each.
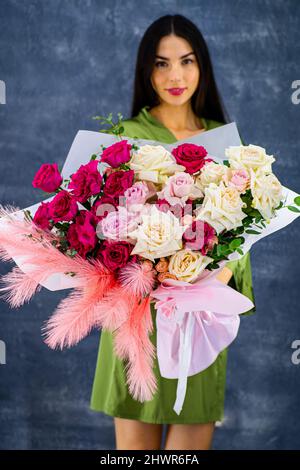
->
[216,266,233,285]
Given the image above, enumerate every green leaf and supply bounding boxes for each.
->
[90,154,98,161]
[287,206,300,213]
[245,229,262,234]
[274,200,284,210]
[119,163,131,170]
[92,112,126,138]
[294,196,300,206]
[229,239,242,250]
[236,247,244,255]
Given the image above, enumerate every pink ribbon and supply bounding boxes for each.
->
[150,266,254,415]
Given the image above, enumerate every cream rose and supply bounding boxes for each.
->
[195,182,247,234]
[168,248,213,283]
[129,144,185,185]
[250,169,283,219]
[195,161,230,191]
[130,205,186,261]
[225,144,275,175]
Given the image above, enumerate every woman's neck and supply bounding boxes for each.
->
[149,103,204,132]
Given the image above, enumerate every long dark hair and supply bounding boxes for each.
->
[131,14,230,124]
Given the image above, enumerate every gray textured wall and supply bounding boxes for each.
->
[0,0,300,450]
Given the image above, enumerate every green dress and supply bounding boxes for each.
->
[89,105,256,424]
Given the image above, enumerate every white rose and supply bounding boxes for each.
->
[129,144,185,185]
[168,248,213,283]
[225,144,275,175]
[195,181,247,234]
[195,161,230,191]
[250,169,283,219]
[130,205,186,261]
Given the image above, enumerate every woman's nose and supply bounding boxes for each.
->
[168,63,183,81]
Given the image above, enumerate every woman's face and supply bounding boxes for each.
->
[150,34,200,107]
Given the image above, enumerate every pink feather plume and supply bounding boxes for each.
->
[118,260,156,297]
[0,204,159,402]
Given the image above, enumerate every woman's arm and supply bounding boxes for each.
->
[216,266,233,284]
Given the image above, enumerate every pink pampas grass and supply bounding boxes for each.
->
[42,266,116,349]
[0,204,115,348]
[0,204,159,402]
[0,265,42,308]
[118,259,156,297]
[113,295,158,401]
[93,286,158,402]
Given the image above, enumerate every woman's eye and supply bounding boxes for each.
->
[183,58,194,65]
[155,59,194,68]
[155,61,167,68]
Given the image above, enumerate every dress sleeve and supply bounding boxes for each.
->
[226,252,256,316]
[225,131,256,317]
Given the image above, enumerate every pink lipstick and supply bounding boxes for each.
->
[166,88,186,96]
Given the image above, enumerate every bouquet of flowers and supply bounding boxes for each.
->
[0,115,299,414]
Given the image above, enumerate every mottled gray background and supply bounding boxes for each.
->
[0,0,300,450]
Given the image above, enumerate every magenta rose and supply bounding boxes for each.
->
[91,195,118,221]
[156,198,171,213]
[68,160,102,203]
[171,144,213,174]
[156,198,192,219]
[201,223,218,255]
[97,240,133,271]
[103,170,134,200]
[32,163,63,193]
[66,210,98,258]
[183,220,218,254]
[48,190,78,223]
[33,202,52,230]
[101,140,132,168]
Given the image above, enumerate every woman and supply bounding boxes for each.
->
[90,14,256,450]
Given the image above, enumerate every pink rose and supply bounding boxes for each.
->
[226,169,250,193]
[123,182,155,217]
[48,190,78,223]
[33,201,52,230]
[99,207,138,241]
[91,195,118,221]
[183,220,218,254]
[66,210,98,258]
[32,163,63,193]
[124,181,149,206]
[171,144,213,174]
[157,172,203,206]
[68,160,102,203]
[103,170,134,200]
[97,240,133,271]
[101,140,132,168]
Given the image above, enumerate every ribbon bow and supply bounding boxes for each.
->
[150,267,254,415]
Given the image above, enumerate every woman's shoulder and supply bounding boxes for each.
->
[120,117,145,138]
